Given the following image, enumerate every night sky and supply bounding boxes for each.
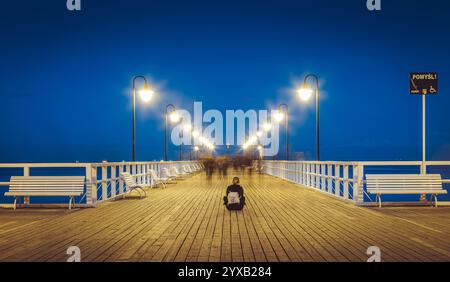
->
[1,0,449,162]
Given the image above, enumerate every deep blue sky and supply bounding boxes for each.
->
[0,0,449,162]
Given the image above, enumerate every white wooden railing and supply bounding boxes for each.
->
[0,161,202,207]
[259,160,450,205]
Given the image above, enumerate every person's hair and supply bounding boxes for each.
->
[232,176,240,184]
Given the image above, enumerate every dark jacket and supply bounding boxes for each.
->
[226,184,244,198]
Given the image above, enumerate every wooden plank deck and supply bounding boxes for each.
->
[0,170,449,262]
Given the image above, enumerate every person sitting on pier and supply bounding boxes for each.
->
[223,176,245,210]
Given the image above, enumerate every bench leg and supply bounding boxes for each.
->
[13,197,17,210]
[140,187,147,198]
[376,194,382,208]
[68,196,73,210]
[134,188,142,198]
[432,194,438,208]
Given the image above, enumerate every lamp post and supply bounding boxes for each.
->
[298,73,320,161]
[165,104,180,161]
[276,103,289,160]
[131,75,154,162]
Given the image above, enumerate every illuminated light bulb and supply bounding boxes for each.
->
[297,87,313,101]
[274,111,284,122]
[169,112,180,123]
[138,85,154,103]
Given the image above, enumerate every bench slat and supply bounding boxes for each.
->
[7,176,85,197]
[366,174,441,179]
[367,186,442,188]
[5,192,83,196]
[367,185,442,188]
[366,174,445,199]
[8,188,83,191]
[367,190,447,195]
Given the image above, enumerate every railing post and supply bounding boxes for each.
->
[132,164,136,182]
[145,164,149,185]
[315,164,320,189]
[327,163,332,193]
[335,164,340,196]
[86,164,97,207]
[288,163,291,181]
[353,164,365,205]
[306,164,310,187]
[302,163,306,185]
[102,165,108,201]
[111,165,116,198]
[343,164,349,199]
[321,163,325,191]
[137,164,142,184]
[119,164,125,194]
[298,163,302,184]
[311,164,316,188]
[286,162,288,180]
[289,163,292,181]
[23,166,30,205]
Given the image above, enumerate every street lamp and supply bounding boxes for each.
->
[132,75,153,162]
[276,103,289,160]
[298,73,320,161]
[165,104,180,161]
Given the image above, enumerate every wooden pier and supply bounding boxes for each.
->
[0,171,449,262]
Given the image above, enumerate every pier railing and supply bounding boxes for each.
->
[0,161,201,207]
[259,160,450,205]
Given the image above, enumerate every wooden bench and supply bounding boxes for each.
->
[366,174,446,207]
[5,176,85,210]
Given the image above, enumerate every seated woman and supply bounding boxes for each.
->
[223,176,245,210]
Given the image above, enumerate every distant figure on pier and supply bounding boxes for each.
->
[223,176,245,210]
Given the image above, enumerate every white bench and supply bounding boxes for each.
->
[149,169,169,189]
[173,167,189,177]
[5,176,85,210]
[189,164,198,173]
[366,174,446,207]
[162,167,179,181]
[183,165,193,174]
[120,172,147,198]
